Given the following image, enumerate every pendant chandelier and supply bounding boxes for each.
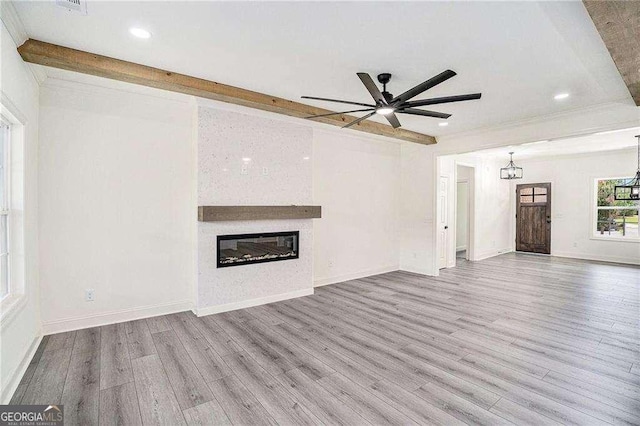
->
[614,135,640,201]
[500,151,523,180]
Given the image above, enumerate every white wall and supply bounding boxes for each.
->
[399,143,434,274]
[468,156,513,260]
[456,167,472,252]
[38,80,195,334]
[517,149,640,265]
[0,20,41,402]
[313,130,400,286]
[456,181,468,251]
[197,106,314,313]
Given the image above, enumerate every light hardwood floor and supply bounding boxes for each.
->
[10,253,640,425]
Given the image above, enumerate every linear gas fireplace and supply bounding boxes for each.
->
[217,231,299,268]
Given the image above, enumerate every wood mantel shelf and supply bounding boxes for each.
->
[198,205,322,222]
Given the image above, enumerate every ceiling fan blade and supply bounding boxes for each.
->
[305,108,374,119]
[398,108,451,119]
[385,113,401,129]
[343,111,377,129]
[392,70,457,104]
[301,96,375,108]
[402,93,482,108]
[357,73,386,105]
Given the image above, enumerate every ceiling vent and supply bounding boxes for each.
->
[55,0,87,15]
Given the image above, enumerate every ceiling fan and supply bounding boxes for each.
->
[302,70,481,129]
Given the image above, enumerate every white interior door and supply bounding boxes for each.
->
[438,176,449,269]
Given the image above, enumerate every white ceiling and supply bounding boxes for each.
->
[462,126,640,160]
[13,0,634,136]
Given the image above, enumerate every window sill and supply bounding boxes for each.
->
[0,293,27,330]
[590,236,640,243]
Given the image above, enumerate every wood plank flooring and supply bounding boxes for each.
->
[10,253,640,425]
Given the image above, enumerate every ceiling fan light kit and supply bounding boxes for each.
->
[614,135,640,201]
[302,70,481,129]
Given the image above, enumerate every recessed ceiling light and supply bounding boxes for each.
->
[438,122,449,127]
[375,107,395,116]
[129,27,151,39]
[303,156,310,160]
[242,157,251,162]
[554,93,569,100]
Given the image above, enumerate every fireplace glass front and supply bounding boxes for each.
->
[217,231,299,268]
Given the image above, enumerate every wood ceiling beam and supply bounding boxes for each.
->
[583,1,640,106]
[17,39,436,145]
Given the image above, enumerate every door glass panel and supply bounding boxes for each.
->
[534,195,547,203]
[520,195,533,203]
[520,187,533,195]
[534,187,547,195]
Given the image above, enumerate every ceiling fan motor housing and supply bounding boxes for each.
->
[377,73,392,85]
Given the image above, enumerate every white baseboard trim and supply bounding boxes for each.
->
[1,334,42,404]
[552,251,640,266]
[196,288,314,317]
[313,265,399,287]
[41,300,193,335]
[399,265,435,277]
[473,248,513,262]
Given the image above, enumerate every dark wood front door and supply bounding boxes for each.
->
[516,183,551,254]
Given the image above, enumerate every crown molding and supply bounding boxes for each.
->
[0,1,27,46]
[441,98,636,142]
[434,99,639,157]
[1,2,46,85]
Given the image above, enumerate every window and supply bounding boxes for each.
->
[519,186,548,204]
[0,122,9,299]
[594,178,639,240]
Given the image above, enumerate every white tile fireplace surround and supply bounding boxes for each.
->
[197,106,314,315]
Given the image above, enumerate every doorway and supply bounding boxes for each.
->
[516,182,551,254]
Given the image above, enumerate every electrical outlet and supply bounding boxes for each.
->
[573,242,578,248]
[262,167,269,175]
[85,289,95,302]
[241,164,249,175]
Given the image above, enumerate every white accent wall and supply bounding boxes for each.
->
[196,107,314,313]
[0,21,41,403]
[517,149,640,265]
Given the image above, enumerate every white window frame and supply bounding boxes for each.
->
[591,177,640,242]
[0,98,27,327]
[0,120,9,301]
